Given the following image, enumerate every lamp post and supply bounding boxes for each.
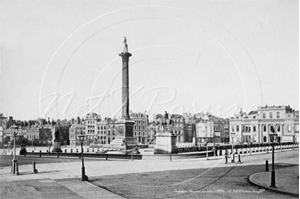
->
[10,124,18,174]
[270,126,277,188]
[78,132,88,181]
[205,138,209,160]
[231,136,234,162]
[248,141,251,155]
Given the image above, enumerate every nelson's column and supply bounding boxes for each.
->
[110,37,138,149]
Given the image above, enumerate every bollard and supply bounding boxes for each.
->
[106,154,108,160]
[57,152,59,158]
[238,154,242,164]
[39,150,42,157]
[170,153,172,162]
[265,160,269,171]
[71,149,73,153]
[87,148,89,152]
[76,149,78,153]
[65,149,67,153]
[15,163,19,175]
[97,148,99,152]
[11,161,14,174]
[92,148,94,152]
[32,161,37,173]
[225,154,228,164]
[24,151,26,157]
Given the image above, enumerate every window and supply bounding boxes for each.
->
[263,113,266,118]
[263,136,267,142]
[263,126,266,132]
[276,112,280,118]
[277,126,280,132]
[231,125,234,131]
[269,112,273,118]
[253,126,256,132]
[288,125,291,132]
[236,125,239,132]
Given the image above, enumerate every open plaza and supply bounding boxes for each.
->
[0,144,299,199]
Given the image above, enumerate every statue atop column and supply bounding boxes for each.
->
[123,37,129,53]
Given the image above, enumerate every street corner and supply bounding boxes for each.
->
[248,171,299,197]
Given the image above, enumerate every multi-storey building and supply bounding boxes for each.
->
[222,119,230,143]
[85,112,100,140]
[230,105,299,144]
[131,112,148,144]
[96,120,107,144]
[27,126,39,141]
[195,119,214,144]
[95,118,117,144]
[171,114,185,142]
[69,124,86,146]
[106,119,117,144]
[183,114,197,143]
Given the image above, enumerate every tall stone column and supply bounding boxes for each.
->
[110,37,138,150]
[119,50,131,119]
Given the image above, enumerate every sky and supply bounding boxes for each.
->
[0,0,299,121]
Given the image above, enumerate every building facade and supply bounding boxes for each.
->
[222,119,230,143]
[131,112,148,144]
[196,119,214,144]
[230,105,299,144]
[171,114,185,143]
[69,124,86,146]
[85,113,100,140]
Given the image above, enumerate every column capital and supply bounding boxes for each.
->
[119,52,132,62]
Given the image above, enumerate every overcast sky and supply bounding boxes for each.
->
[1,0,298,120]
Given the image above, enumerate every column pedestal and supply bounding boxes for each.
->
[110,119,138,150]
[154,131,177,154]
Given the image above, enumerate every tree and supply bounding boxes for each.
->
[85,139,94,146]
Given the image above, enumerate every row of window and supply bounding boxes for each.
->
[232,125,294,132]
[134,126,145,130]
[134,131,146,136]
[262,112,280,119]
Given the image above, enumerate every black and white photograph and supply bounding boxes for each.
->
[0,0,299,198]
